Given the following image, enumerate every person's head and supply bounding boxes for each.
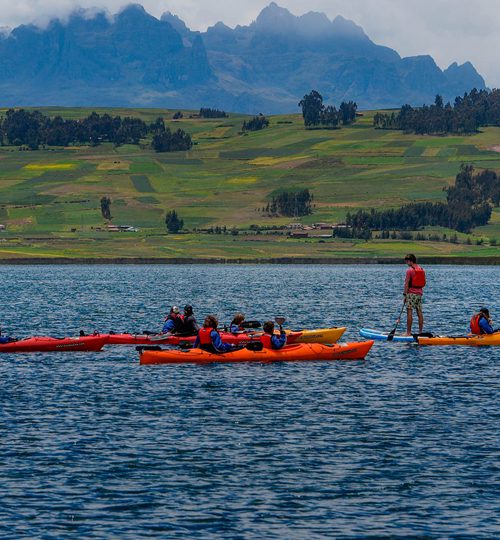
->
[263,321,275,334]
[184,305,193,316]
[203,315,218,329]
[480,307,490,319]
[232,312,245,325]
[170,305,180,316]
[404,254,417,265]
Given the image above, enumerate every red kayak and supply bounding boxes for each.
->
[107,331,302,346]
[0,335,108,353]
[140,340,374,365]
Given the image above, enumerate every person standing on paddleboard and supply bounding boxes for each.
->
[403,254,425,335]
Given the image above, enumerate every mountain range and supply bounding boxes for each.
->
[0,2,486,113]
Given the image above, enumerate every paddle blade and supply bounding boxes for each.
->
[246,342,263,351]
[241,321,262,329]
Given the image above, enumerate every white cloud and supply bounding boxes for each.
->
[0,0,498,86]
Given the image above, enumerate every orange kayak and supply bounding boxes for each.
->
[417,332,500,346]
[0,334,108,353]
[139,340,374,365]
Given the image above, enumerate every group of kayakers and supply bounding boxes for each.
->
[158,253,496,353]
[161,306,287,353]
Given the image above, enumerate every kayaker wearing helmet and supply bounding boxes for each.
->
[404,254,426,335]
[230,312,246,333]
[162,305,184,334]
[470,308,497,334]
[181,305,200,336]
[194,315,234,353]
[260,321,286,349]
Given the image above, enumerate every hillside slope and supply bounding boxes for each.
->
[0,107,498,260]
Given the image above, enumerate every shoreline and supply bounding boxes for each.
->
[0,256,498,265]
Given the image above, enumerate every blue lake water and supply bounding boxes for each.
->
[0,264,498,539]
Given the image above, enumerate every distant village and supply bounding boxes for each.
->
[286,222,347,238]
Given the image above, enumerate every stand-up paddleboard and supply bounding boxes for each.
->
[360,328,416,343]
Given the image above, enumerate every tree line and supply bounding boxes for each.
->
[150,117,192,152]
[199,108,228,118]
[373,89,500,134]
[263,189,313,217]
[343,165,498,236]
[298,91,357,128]
[242,114,269,132]
[0,109,192,152]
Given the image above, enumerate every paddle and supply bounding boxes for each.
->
[241,320,262,329]
[387,301,406,341]
[275,316,286,330]
[136,345,162,352]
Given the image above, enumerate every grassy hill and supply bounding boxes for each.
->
[0,107,499,261]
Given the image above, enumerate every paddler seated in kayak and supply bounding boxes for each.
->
[0,328,16,343]
[470,308,498,334]
[162,305,184,334]
[194,315,235,353]
[260,321,287,349]
[229,312,246,333]
[180,305,200,336]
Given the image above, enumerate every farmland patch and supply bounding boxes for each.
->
[131,175,155,192]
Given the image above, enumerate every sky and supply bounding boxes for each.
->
[0,0,498,87]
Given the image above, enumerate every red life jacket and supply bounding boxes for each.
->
[410,265,426,288]
[198,326,215,345]
[470,314,483,334]
[166,314,184,333]
[260,333,274,349]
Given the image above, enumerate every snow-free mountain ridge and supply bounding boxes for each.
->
[0,2,486,113]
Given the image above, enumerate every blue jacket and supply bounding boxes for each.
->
[194,329,233,353]
[479,317,495,334]
[162,319,176,333]
[271,331,287,349]
[230,324,244,333]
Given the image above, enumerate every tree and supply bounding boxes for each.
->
[339,101,358,125]
[100,196,112,220]
[242,114,269,131]
[320,106,340,128]
[199,108,227,118]
[298,90,324,127]
[165,210,184,233]
[152,128,192,152]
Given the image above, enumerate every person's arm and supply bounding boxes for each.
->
[192,317,200,333]
[479,317,494,334]
[230,324,246,334]
[271,330,287,349]
[193,335,200,348]
[211,330,233,352]
[404,268,412,295]
[162,319,175,333]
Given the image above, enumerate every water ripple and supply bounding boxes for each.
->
[0,265,498,539]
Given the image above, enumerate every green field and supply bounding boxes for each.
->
[0,107,499,260]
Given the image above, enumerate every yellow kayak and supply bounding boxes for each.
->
[417,332,500,346]
[288,327,347,344]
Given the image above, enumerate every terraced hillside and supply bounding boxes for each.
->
[0,107,498,260]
